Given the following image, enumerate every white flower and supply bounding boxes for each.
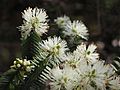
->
[63,20,88,40]
[40,37,68,61]
[19,7,49,39]
[54,15,71,28]
[104,66,120,89]
[76,61,114,90]
[74,43,99,64]
[61,53,81,69]
[49,65,78,90]
[107,76,120,89]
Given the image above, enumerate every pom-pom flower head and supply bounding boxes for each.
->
[40,37,68,59]
[49,65,78,90]
[19,7,49,39]
[54,15,71,28]
[74,43,99,64]
[63,20,89,40]
[61,52,81,69]
[75,61,117,90]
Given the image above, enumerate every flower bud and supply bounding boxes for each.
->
[17,64,21,68]
[26,66,31,72]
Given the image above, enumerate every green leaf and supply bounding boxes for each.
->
[20,54,52,90]
[21,31,41,60]
[111,57,120,75]
[0,69,17,90]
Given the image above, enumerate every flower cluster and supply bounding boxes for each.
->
[46,43,120,90]
[11,58,34,72]
[15,7,120,90]
[74,43,99,64]
[54,15,70,28]
[49,65,78,90]
[55,16,89,40]
[40,36,68,62]
[19,7,49,39]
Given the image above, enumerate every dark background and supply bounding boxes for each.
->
[0,0,120,73]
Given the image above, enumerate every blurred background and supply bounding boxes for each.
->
[0,0,120,73]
